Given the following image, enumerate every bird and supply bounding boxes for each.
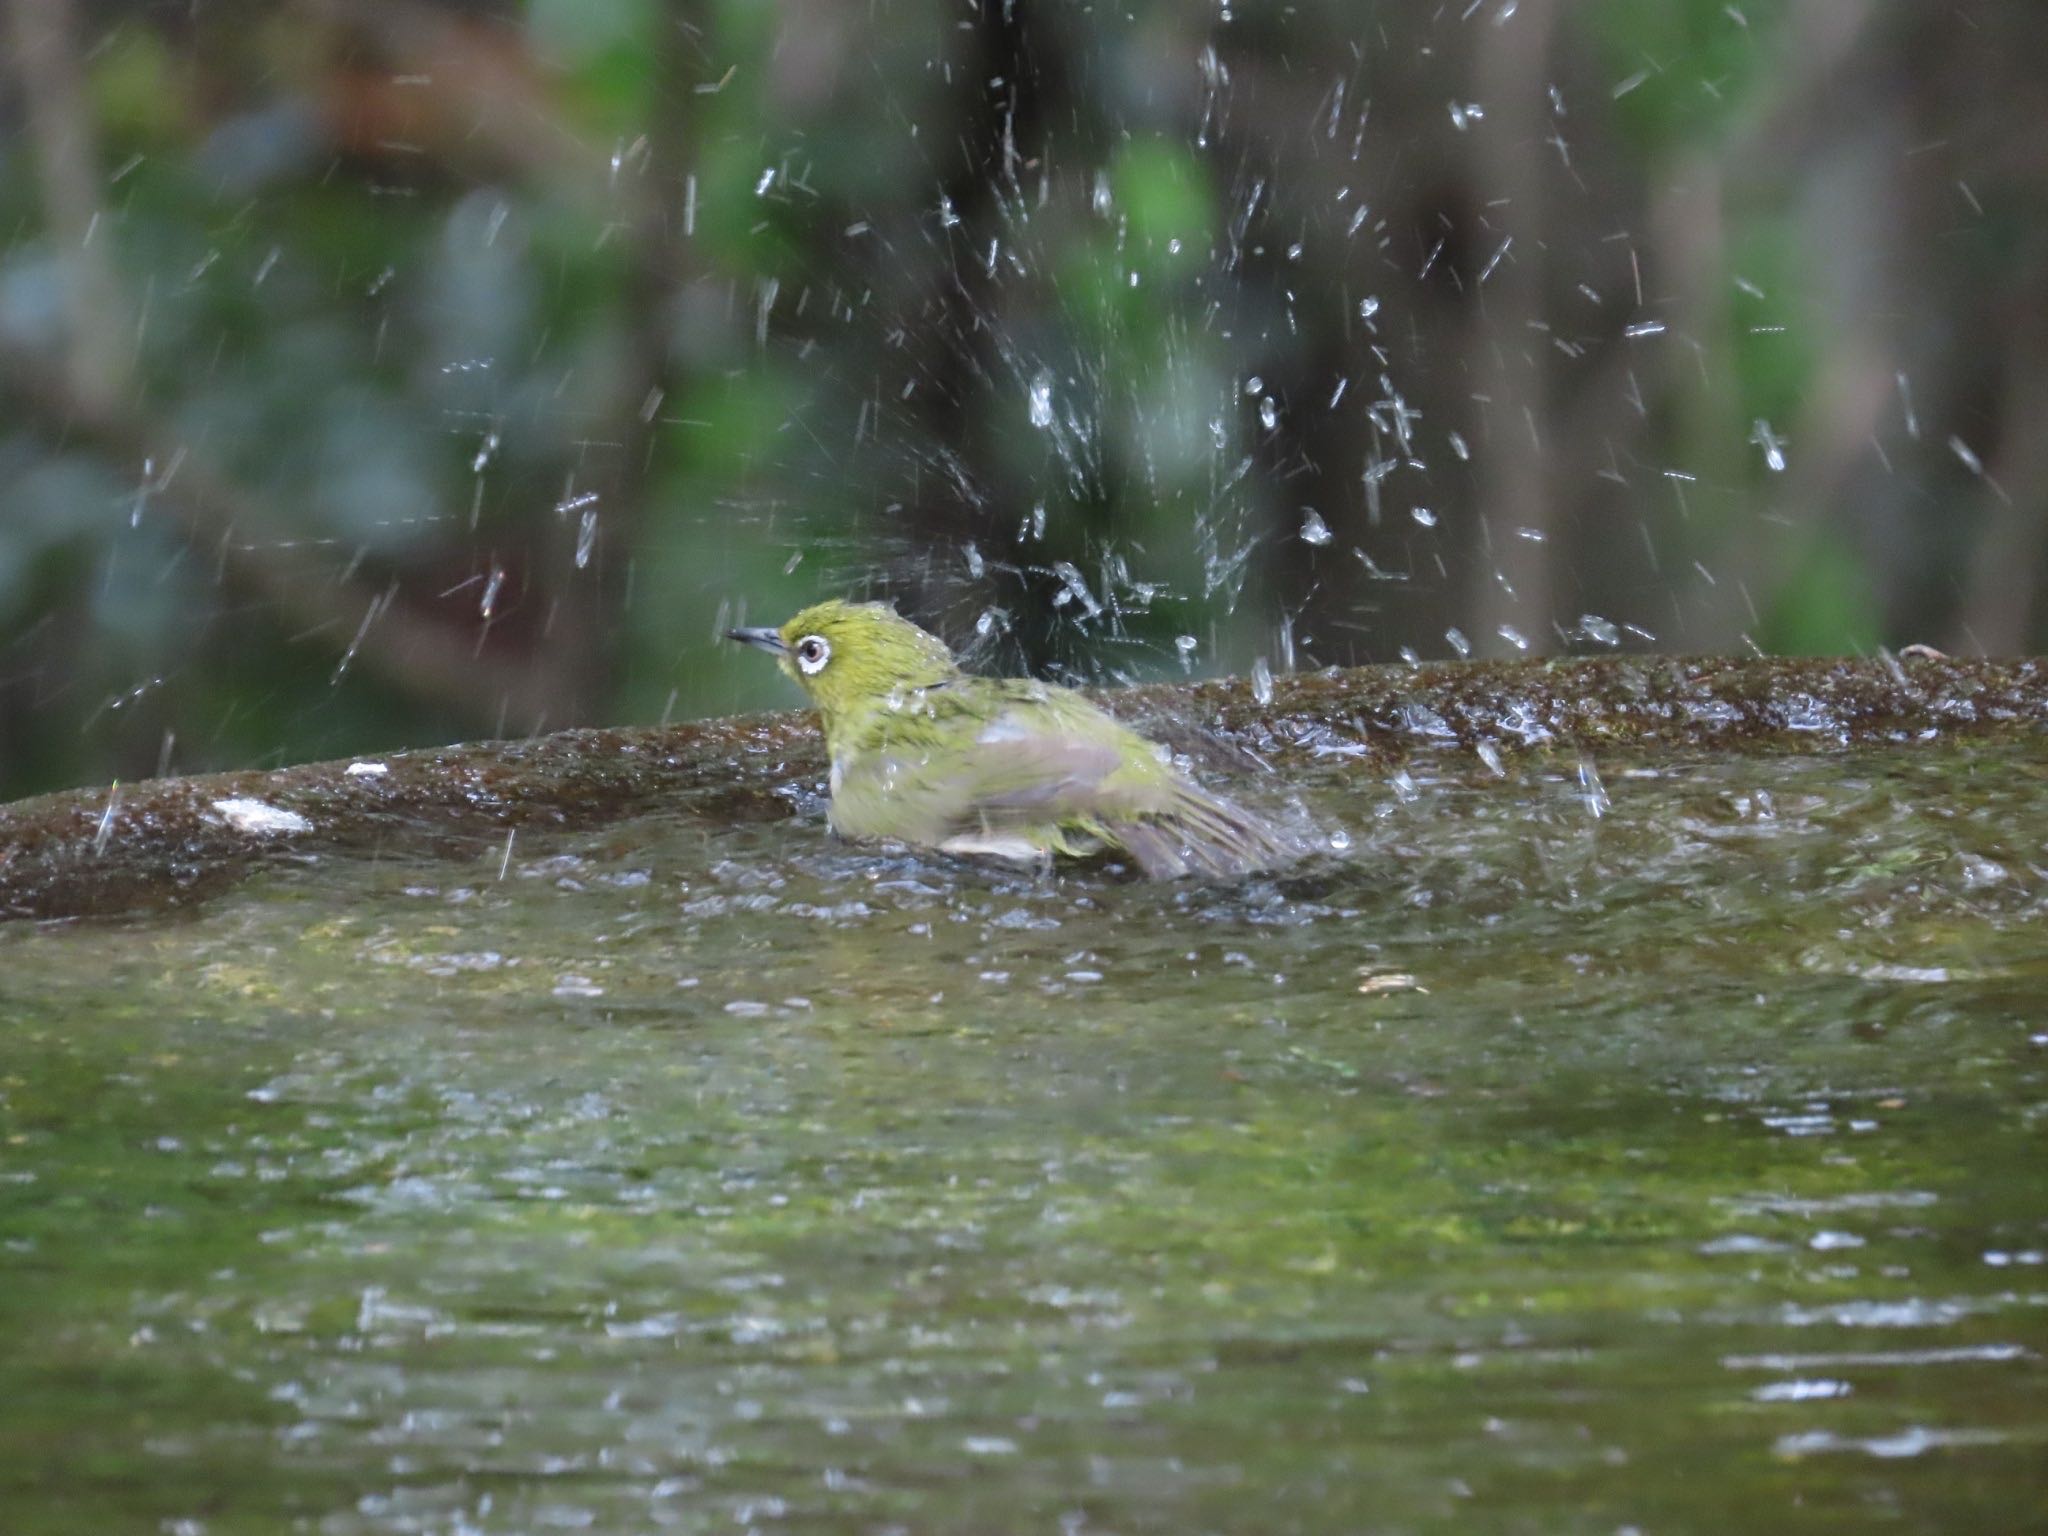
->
[725,600,1297,879]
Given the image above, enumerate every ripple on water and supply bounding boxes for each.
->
[0,740,2043,1531]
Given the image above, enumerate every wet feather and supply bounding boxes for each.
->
[728,600,1295,878]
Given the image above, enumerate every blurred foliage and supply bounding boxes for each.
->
[1,0,2044,799]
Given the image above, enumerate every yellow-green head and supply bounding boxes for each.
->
[725,600,959,731]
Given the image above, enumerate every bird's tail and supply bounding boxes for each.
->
[1104,783,1302,880]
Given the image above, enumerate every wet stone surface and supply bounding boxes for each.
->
[4,652,2044,921]
[2,730,2045,1532]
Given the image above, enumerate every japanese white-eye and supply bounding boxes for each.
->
[726,600,1295,878]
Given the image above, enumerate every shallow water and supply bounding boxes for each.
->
[2,740,2044,1533]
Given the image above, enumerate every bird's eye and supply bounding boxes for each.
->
[795,635,831,675]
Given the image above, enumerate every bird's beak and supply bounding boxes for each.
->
[724,626,787,655]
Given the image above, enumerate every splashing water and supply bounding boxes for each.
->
[1028,372,1055,431]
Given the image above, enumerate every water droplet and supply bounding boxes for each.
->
[1750,418,1788,473]
[1576,613,1621,647]
[1174,634,1198,672]
[1577,757,1609,819]
[1445,627,1472,658]
[93,784,120,855]
[1299,508,1332,545]
[1250,656,1274,706]
[1028,373,1054,430]
[1092,172,1113,216]
[1244,375,1264,396]
[1052,561,1102,619]
[1497,625,1529,652]
[1958,853,2006,889]
[1358,295,1381,319]
[1259,396,1279,431]
[1411,506,1438,528]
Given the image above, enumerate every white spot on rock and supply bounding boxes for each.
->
[210,798,312,836]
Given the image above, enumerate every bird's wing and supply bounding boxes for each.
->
[831,692,1133,837]
[834,686,1296,877]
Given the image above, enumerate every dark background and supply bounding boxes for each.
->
[3,0,2043,801]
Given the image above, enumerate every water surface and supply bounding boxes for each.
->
[3,741,2044,1532]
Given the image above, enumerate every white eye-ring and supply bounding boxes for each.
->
[794,634,831,675]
